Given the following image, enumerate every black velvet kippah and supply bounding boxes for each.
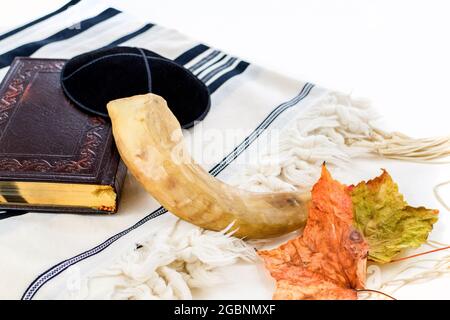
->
[61,46,211,128]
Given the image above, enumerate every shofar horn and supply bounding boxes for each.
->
[107,94,310,239]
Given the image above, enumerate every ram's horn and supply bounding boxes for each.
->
[107,94,310,239]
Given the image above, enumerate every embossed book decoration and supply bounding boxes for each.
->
[0,58,126,213]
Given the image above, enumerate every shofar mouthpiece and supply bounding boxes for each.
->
[107,93,310,239]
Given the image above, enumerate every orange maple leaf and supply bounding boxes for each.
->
[259,165,369,300]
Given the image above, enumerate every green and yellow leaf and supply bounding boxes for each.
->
[350,170,439,264]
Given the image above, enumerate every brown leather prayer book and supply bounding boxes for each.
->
[0,58,126,213]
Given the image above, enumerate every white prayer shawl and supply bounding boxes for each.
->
[0,1,449,300]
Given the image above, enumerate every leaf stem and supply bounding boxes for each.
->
[356,289,396,300]
[390,245,450,263]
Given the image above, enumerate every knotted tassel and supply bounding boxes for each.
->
[65,219,256,300]
[230,92,450,193]
[304,93,450,164]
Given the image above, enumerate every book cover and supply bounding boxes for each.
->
[0,57,126,213]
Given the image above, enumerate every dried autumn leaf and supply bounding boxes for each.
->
[259,165,368,300]
[350,170,439,264]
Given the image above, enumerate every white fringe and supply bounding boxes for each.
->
[362,241,450,299]
[70,220,256,300]
[434,181,450,212]
[230,92,450,193]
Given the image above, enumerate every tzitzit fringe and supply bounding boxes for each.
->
[363,240,450,299]
[434,181,450,211]
[303,93,450,163]
[68,219,256,300]
[230,92,450,193]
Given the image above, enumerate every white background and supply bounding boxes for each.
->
[1,0,450,300]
